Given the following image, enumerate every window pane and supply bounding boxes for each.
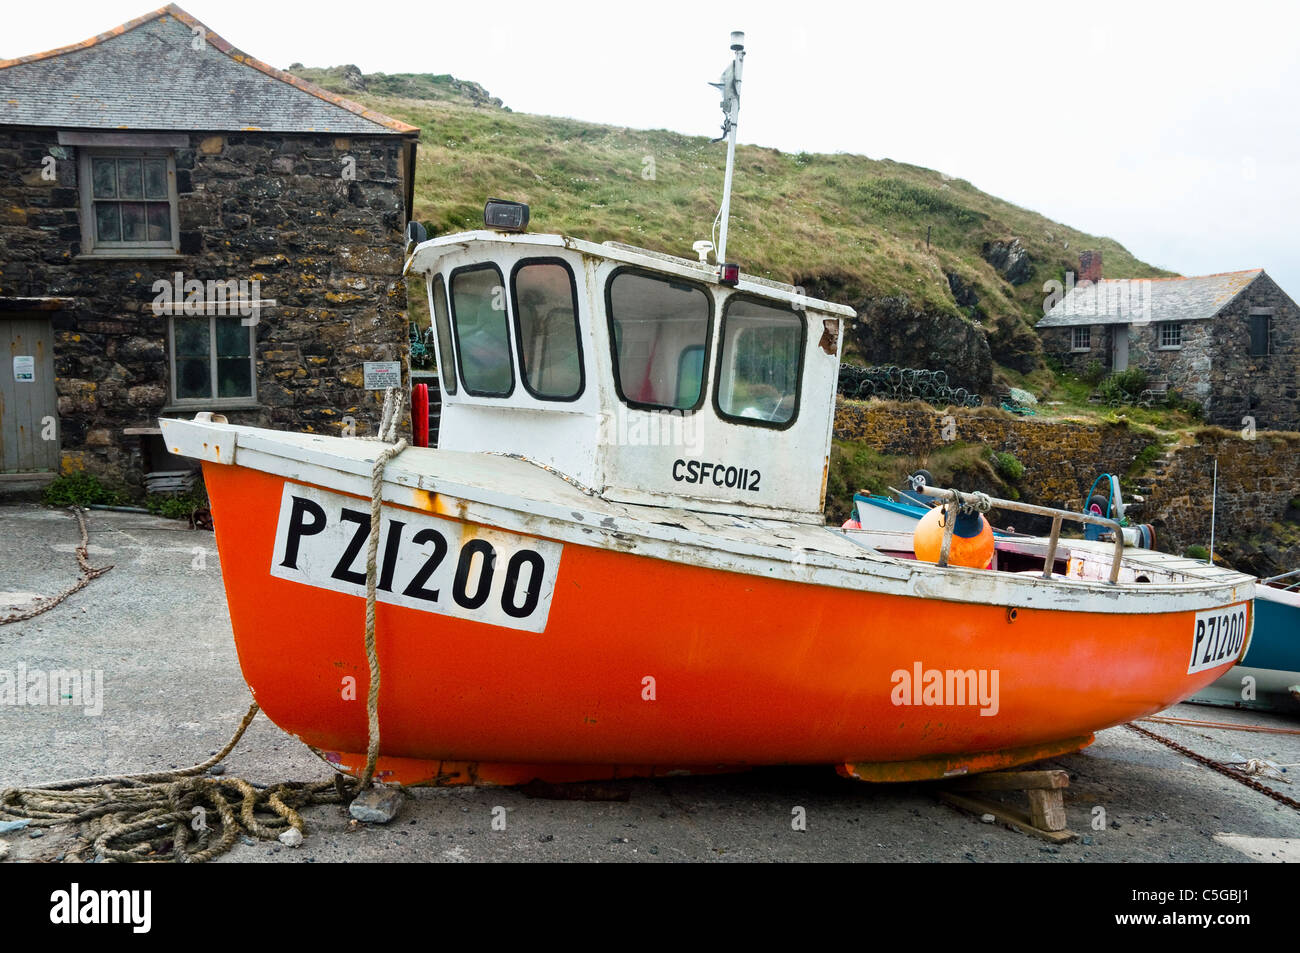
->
[94,203,121,242]
[143,159,168,199]
[175,318,211,399]
[608,271,710,410]
[121,202,147,241]
[513,262,582,399]
[117,159,143,199]
[431,277,456,395]
[215,319,250,358]
[677,346,704,407]
[1250,315,1270,357]
[92,158,118,199]
[147,202,171,242]
[217,358,252,397]
[716,298,803,424]
[451,266,513,396]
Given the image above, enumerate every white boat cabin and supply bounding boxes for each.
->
[406,231,855,524]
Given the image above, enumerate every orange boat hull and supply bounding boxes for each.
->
[205,463,1245,784]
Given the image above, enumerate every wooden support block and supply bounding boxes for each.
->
[950,769,1069,792]
[1027,788,1068,831]
[939,791,1078,845]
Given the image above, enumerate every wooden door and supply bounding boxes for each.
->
[1,314,59,473]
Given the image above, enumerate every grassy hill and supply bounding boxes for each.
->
[297,66,1173,388]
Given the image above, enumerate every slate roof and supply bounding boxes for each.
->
[0,4,417,136]
[1036,269,1264,328]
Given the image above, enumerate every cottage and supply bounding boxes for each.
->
[1037,252,1300,431]
[0,4,418,486]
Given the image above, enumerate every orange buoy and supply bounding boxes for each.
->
[912,504,994,568]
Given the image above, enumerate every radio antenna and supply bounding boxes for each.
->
[709,31,745,273]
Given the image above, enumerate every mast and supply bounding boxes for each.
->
[711,31,745,270]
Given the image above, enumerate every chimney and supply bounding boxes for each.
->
[1079,250,1102,284]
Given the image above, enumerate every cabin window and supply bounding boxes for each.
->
[168,316,255,404]
[1071,327,1090,351]
[715,296,804,427]
[1249,312,1271,357]
[450,264,514,397]
[78,150,180,256]
[511,259,583,400]
[606,269,711,411]
[1159,322,1183,349]
[428,275,456,395]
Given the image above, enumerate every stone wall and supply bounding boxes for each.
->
[833,400,1155,517]
[1208,272,1300,432]
[832,401,1300,575]
[0,127,409,483]
[1147,428,1300,576]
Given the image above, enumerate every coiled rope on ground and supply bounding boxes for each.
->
[0,390,409,860]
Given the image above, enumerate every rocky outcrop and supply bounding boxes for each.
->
[981,238,1033,286]
[338,64,366,91]
[800,275,993,393]
[945,272,979,310]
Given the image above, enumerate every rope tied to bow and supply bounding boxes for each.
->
[357,387,409,788]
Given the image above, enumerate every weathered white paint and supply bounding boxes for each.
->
[407,232,847,522]
[160,416,1255,617]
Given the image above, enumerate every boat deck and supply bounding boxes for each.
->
[162,418,1256,614]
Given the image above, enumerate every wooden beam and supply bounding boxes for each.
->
[949,769,1070,792]
[939,791,1078,845]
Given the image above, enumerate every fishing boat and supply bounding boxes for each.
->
[158,35,1256,787]
[1192,571,1300,714]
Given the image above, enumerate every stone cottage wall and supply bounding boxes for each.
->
[1207,273,1300,432]
[0,127,409,483]
[1126,319,1214,401]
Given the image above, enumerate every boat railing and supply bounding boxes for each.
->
[1261,567,1300,590]
[914,485,1126,584]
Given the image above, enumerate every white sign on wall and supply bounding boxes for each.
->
[13,356,34,383]
[363,361,402,390]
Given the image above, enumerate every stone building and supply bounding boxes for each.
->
[0,5,418,485]
[1037,253,1300,431]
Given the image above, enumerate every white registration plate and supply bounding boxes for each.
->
[269,484,561,633]
[1187,603,1249,675]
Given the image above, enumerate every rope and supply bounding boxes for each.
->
[358,387,408,788]
[0,507,112,625]
[0,702,354,862]
[1125,722,1300,811]
[1140,715,1300,736]
[0,387,412,858]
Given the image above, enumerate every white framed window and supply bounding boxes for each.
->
[1159,322,1183,349]
[78,150,180,257]
[1071,326,1091,351]
[168,314,257,406]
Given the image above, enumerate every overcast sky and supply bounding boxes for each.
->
[6,0,1299,292]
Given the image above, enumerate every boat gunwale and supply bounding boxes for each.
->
[161,416,1257,617]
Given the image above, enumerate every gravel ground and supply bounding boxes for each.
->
[1,502,1296,863]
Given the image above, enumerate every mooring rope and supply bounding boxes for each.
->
[0,507,112,625]
[359,387,408,788]
[0,388,410,859]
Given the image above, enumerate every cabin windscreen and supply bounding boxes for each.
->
[607,270,711,411]
[715,297,804,426]
[429,275,457,395]
[451,264,514,396]
[511,260,583,400]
